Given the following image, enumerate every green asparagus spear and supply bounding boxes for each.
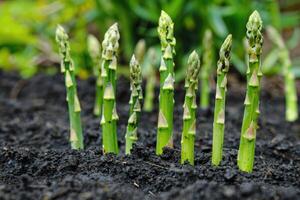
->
[101,23,120,154]
[212,34,232,166]
[56,25,84,150]
[238,11,263,172]
[156,11,176,155]
[125,55,143,154]
[267,26,298,122]
[87,35,103,117]
[181,51,201,165]
[143,48,157,112]
[200,29,213,109]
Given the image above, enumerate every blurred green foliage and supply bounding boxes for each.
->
[0,0,300,79]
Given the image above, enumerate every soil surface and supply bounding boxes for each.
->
[0,71,299,200]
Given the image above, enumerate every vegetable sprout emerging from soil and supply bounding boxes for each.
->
[125,55,143,155]
[238,11,263,173]
[56,25,84,150]
[101,23,120,154]
[200,29,213,109]
[181,50,201,165]
[156,11,176,155]
[267,26,298,122]
[143,48,157,112]
[87,35,103,117]
[212,34,232,166]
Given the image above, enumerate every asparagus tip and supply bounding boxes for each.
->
[55,25,67,42]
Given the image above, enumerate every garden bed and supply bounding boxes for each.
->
[0,71,299,200]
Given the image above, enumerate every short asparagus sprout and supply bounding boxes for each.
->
[181,51,201,165]
[125,55,143,154]
[101,23,120,154]
[156,10,176,155]
[267,26,298,122]
[200,29,213,109]
[87,35,103,117]
[55,25,84,150]
[143,48,157,112]
[238,11,263,172]
[212,34,232,166]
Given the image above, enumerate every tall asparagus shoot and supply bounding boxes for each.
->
[87,35,103,116]
[200,29,213,109]
[56,25,84,149]
[267,26,298,122]
[101,23,120,154]
[125,55,143,154]
[156,11,176,155]
[143,48,157,112]
[181,51,201,165]
[212,35,232,166]
[238,11,263,172]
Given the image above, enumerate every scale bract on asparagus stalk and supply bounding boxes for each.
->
[101,23,120,154]
[267,26,298,122]
[238,11,263,172]
[181,51,201,165]
[87,35,103,117]
[125,55,143,154]
[56,25,84,150]
[156,11,176,155]
[212,34,232,166]
[200,29,213,109]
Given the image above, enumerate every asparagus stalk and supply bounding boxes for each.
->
[200,29,213,109]
[156,11,176,155]
[134,39,146,64]
[87,35,103,117]
[125,55,143,154]
[101,23,120,154]
[212,34,232,166]
[238,11,263,172]
[267,26,298,122]
[55,25,84,150]
[181,51,201,165]
[143,48,157,112]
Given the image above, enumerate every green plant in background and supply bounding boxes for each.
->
[125,55,143,154]
[266,26,298,122]
[134,39,146,64]
[238,11,263,173]
[101,23,120,154]
[200,29,213,109]
[181,51,200,165]
[87,35,103,117]
[55,25,84,150]
[143,48,158,112]
[156,11,176,155]
[212,34,232,166]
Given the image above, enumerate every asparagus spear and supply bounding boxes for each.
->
[181,51,201,165]
[125,55,143,154]
[200,29,213,109]
[238,11,263,172]
[134,39,146,64]
[212,34,232,166]
[143,48,157,112]
[87,35,103,117]
[56,25,84,150]
[267,26,298,122]
[156,11,176,155]
[101,23,120,154]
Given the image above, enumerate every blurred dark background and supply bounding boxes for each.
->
[0,0,300,81]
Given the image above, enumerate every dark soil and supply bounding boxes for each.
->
[0,71,299,200]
